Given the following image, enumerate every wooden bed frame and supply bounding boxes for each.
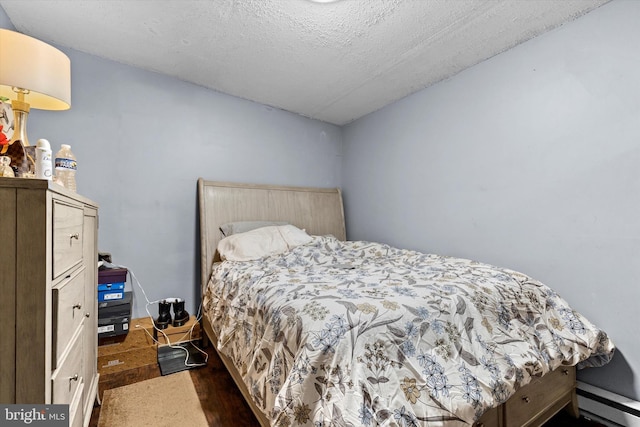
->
[197,178,579,427]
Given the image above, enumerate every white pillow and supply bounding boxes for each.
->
[217,225,312,261]
[279,224,313,247]
[219,220,289,237]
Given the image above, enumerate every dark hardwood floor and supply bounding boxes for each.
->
[188,345,259,426]
[91,344,605,427]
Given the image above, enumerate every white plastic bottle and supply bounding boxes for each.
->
[54,144,77,191]
[35,139,53,180]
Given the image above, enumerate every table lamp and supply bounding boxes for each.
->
[0,29,71,175]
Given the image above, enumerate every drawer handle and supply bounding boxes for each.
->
[70,233,79,240]
[72,303,82,310]
[85,312,90,318]
[562,369,569,375]
[522,396,530,404]
[69,374,79,382]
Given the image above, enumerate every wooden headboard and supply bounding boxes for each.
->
[197,179,346,295]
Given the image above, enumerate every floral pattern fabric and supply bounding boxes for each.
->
[204,236,614,427]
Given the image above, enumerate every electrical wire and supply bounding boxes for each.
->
[101,261,208,368]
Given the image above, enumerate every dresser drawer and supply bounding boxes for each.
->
[69,381,84,427]
[53,200,84,279]
[52,267,86,368]
[504,366,575,427]
[51,329,84,404]
[475,405,500,427]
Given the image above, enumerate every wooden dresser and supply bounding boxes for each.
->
[0,178,99,427]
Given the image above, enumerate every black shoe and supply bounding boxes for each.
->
[155,300,172,330]
[172,300,189,327]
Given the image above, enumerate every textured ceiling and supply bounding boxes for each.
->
[0,0,609,125]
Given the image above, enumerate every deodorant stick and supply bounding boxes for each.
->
[35,138,53,180]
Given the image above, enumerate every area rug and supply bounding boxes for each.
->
[98,371,208,427]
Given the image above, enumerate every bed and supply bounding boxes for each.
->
[197,179,614,427]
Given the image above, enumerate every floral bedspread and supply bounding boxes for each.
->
[204,236,614,427]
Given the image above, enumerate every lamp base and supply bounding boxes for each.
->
[1,99,35,177]
[11,99,30,147]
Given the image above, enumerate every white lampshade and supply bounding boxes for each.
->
[0,29,71,110]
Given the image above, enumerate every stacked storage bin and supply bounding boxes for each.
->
[97,268,131,339]
[98,268,126,302]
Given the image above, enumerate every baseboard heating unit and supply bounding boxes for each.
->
[577,381,640,427]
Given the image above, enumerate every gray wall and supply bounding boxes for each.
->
[1,10,342,320]
[343,0,639,400]
[0,2,10,28]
